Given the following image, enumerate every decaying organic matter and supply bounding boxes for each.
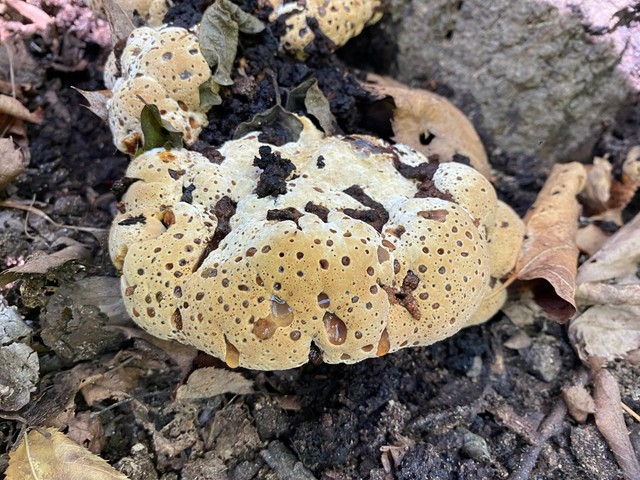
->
[110,117,523,370]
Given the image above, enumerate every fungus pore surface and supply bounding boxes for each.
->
[110,117,523,370]
[269,0,383,59]
[106,26,217,154]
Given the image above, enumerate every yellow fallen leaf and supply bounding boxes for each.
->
[6,428,129,480]
[515,162,586,322]
[359,74,492,179]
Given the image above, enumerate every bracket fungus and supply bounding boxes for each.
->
[106,26,218,154]
[268,0,383,59]
[110,117,524,370]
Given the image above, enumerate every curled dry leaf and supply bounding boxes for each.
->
[176,367,253,400]
[6,428,128,480]
[576,282,640,306]
[199,0,265,86]
[359,74,492,178]
[514,162,586,322]
[0,94,43,123]
[73,88,111,123]
[576,212,640,284]
[101,0,135,46]
[0,138,27,190]
[593,368,640,480]
[569,302,640,363]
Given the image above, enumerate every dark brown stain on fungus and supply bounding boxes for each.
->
[393,159,439,182]
[342,185,389,232]
[379,271,422,320]
[415,180,455,201]
[192,196,237,272]
[316,155,326,168]
[267,207,304,226]
[118,214,146,226]
[253,145,296,198]
[304,202,330,222]
[191,141,225,164]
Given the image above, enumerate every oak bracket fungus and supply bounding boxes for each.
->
[106,25,219,154]
[268,0,384,59]
[110,116,524,370]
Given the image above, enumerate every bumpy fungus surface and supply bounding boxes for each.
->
[110,118,523,370]
[269,0,383,59]
[106,26,216,154]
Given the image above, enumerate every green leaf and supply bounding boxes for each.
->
[199,79,223,111]
[200,0,265,87]
[233,105,303,146]
[137,104,183,155]
[286,78,337,135]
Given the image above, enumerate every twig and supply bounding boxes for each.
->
[0,199,107,234]
[621,402,640,423]
[508,369,589,480]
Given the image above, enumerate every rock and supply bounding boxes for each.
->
[0,296,38,411]
[393,0,630,167]
[524,335,563,382]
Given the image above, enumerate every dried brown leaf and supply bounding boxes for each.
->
[0,94,43,123]
[593,369,640,480]
[577,212,640,284]
[515,162,587,322]
[117,325,198,379]
[0,244,91,286]
[568,304,640,363]
[79,365,145,406]
[0,138,27,190]
[576,282,640,306]
[6,428,128,480]
[67,411,106,454]
[359,74,492,178]
[176,367,253,400]
[102,0,135,46]
[74,88,111,123]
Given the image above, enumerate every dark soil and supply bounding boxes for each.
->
[1,1,639,479]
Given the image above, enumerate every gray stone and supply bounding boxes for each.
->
[394,0,630,166]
